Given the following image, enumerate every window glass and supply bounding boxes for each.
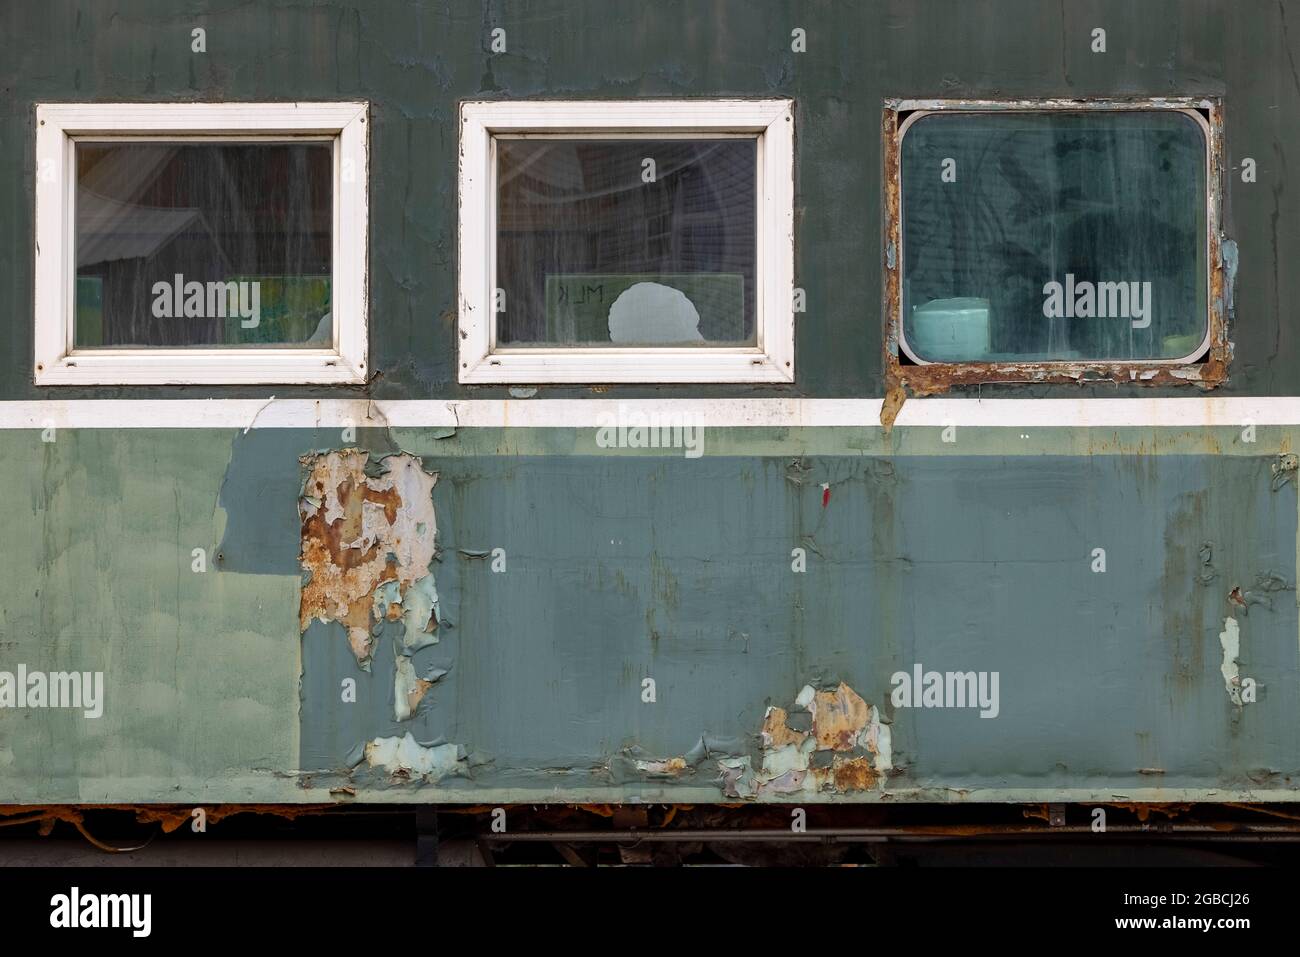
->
[900,111,1207,363]
[74,141,333,348]
[495,138,756,347]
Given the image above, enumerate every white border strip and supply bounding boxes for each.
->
[1,397,1298,430]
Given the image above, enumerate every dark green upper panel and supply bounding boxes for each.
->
[0,0,1291,398]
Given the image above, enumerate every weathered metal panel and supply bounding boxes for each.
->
[1,425,1296,804]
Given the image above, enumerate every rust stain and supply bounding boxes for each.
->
[1024,802,1194,824]
[760,707,808,749]
[889,360,1228,400]
[811,682,870,751]
[1224,803,1300,824]
[14,803,1299,849]
[0,804,336,847]
[1102,803,1194,823]
[880,385,906,431]
[1022,804,1052,824]
[829,755,879,792]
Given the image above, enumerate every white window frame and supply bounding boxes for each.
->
[34,101,369,386]
[457,98,795,384]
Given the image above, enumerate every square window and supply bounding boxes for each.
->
[884,99,1227,389]
[35,102,368,385]
[496,138,757,348]
[458,100,794,383]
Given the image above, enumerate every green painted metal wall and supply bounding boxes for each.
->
[2,0,1298,399]
[1,1,1298,805]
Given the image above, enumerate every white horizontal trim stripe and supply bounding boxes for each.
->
[0,397,1298,430]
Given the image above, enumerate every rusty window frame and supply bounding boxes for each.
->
[882,97,1228,395]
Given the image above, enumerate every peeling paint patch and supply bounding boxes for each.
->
[720,682,892,798]
[363,733,463,782]
[866,713,893,772]
[374,574,441,654]
[1219,617,1243,706]
[1271,453,1298,491]
[634,756,688,776]
[1221,238,1238,317]
[622,735,749,780]
[393,652,448,721]
[1228,571,1294,615]
[717,756,758,798]
[298,451,439,670]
